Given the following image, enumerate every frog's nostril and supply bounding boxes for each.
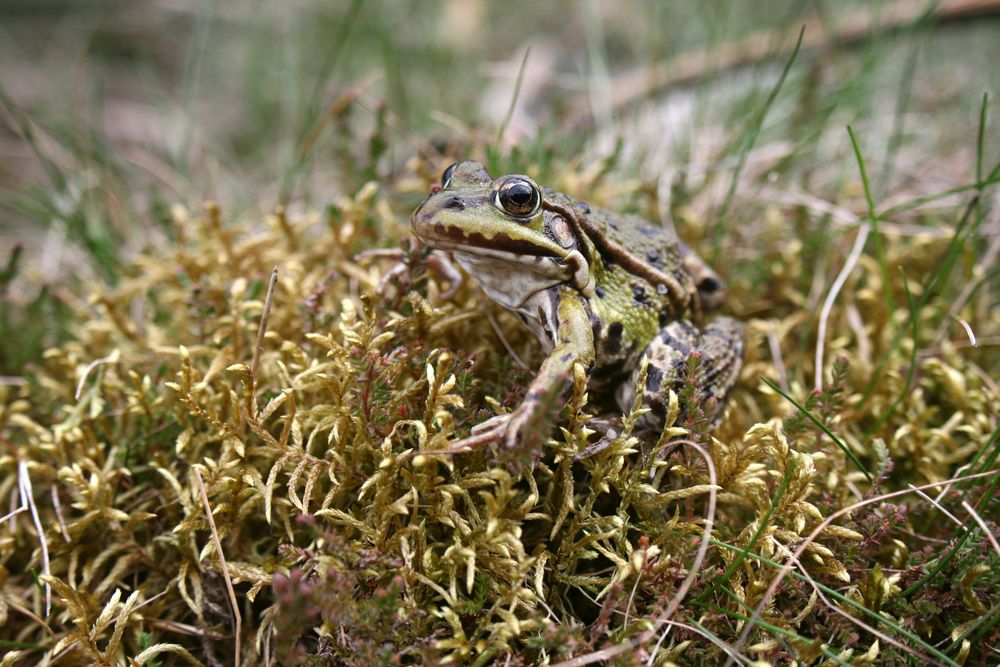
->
[698,276,723,294]
[444,197,466,211]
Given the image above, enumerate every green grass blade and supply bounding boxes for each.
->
[948,603,1000,654]
[965,423,1000,479]
[862,269,920,439]
[762,377,872,483]
[862,175,989,404]
[976,92,988,185]
[903,471,999,597]
[692,460,795,604]
[847,125,894,313]
[493,46,532,168]
[713,25,805,253]
[706,595,852,665]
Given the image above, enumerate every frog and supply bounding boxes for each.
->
[410,160,743,450]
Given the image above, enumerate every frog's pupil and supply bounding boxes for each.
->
[508,184,532,205]
[498,180,538,217]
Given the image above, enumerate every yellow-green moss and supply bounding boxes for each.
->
[1,157,998,666]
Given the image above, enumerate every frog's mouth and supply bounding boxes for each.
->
[411,193,594,308]
[415,218,565,257]
[412,202,594,301]
[429,240,590,304]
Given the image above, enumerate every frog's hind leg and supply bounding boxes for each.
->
[618,318,743,430]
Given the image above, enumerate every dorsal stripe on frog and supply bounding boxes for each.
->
[541,198,696,318]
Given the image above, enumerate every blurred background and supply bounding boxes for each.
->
[1,0,998,368]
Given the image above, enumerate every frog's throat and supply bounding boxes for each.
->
[450,248,593,309]
[423,236,593,293]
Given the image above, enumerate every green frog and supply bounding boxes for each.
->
[411,160,743,450]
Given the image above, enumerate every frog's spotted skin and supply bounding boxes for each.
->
[616,318,744,428]
[411,160,743,447]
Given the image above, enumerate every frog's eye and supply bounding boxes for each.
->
[441,163,457,189]
[494,177,541,219]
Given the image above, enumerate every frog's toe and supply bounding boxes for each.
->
[353,248,409,294]
[457,407,534,451]
[376,261,410,294]
[470,413,509,435]
[447,419,507,452]
[355,248,406,261]
[425,252,464,301]
[502,408,535,449]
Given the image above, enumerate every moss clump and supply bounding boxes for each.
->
[1,153,998,666]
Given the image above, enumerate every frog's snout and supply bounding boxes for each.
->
[411,195,457,243]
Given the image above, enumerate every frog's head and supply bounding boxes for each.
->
[412,161,593,307]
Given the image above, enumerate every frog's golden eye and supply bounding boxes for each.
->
[494,177,541,219]
[441,163,457,189]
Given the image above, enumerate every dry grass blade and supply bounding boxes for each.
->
[252,267,279,380]
[74,350,120,400]
[0,503,27,524]
[956,318,978,346]
[653,441,718,623]
[650,619,747,666]
[962,500,1000,558]
[50,485,70,543]
[815,224,870,391]
[908,484,966,528]
[193,468,242,667]
[18,461,50,616]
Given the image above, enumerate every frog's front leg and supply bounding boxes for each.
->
[356,244,464,300]
[451,287,595,452]
[619,318,743,429]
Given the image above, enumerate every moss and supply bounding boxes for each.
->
[1,153,998,666]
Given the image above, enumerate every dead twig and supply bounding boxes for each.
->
[962,500,1000,558]
[50,485,70,543]
[566,0,1000,126]
[252,267,279,381]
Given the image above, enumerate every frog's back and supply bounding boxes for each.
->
[588,207,686,276]
[546,190,687,279]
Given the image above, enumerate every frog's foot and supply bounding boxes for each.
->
[446,404,539,453]
[425,251,464,301]
[620,317,743,430]
[355,247,464,300]
[354,248,408,294]
[446,414,507,452]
